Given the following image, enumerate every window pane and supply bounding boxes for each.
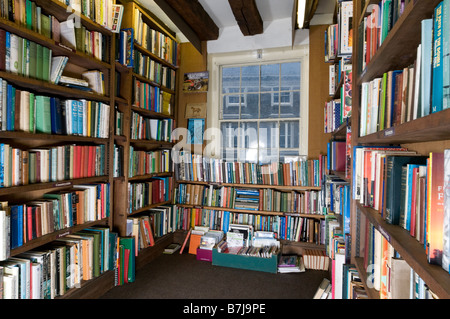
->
[260,93,278,119]
[221,122,238,148]
[222,95,240,119]
[259,149,278,164]
[279,150,303,163]
[261,64,279,92]
[222,149,238,162]
[239,122,258,148]
[241,65,259,93]
[259,121,279,149]
[280,91,300,117]
[222,67,240,94]
[279,121,299,148]
[238,149,258,163]
[241,93,259,119]
[281,62,300,91]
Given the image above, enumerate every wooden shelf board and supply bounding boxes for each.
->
[357,108,450,144]
[0,176,109,196]
[128,172,173,181]
[10,217,109,256]
[175,179,322,191]
[129,200,173,215]
[131,106,174,120]
[0,71,110,103]
[176,203,325,219]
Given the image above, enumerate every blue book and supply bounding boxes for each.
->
[432,1,444,113]
[10,205,23,249]
[50,97,58,134]
[0,143,3,187]
[78,100,83,136]
[421,19,433,117]
[71,100,78,135]
[404,164,425,231]
[443,0,450,110]
[6,85,14,131]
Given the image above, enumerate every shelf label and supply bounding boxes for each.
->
[53,181,73,187]
[57,231,71,238]
[384,127,395,137]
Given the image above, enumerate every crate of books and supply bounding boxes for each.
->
[212,225,280,273]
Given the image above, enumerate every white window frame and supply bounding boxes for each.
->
[204,45,309,161]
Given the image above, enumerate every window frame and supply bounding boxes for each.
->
[205,45,309,162]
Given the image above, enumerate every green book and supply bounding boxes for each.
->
[29,41,36,79]
[76,230,101,278]
[28,152,36,184]
[25,0,33,30]
[35,95,51,133]
[29,92,35,133]
[40,14,51,38]
[379,72,387,131]
[42,46,51,82]
[36,44,43,80]
[119,236,135,283]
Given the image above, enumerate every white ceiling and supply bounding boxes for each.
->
[137,0,336,43]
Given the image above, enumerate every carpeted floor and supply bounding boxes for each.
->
[100,252,329,299]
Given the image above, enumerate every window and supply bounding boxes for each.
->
[219,61,303,164]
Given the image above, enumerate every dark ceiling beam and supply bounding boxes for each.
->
[156,0,219,42]
[147,0,202,53]
[228,0,263,36]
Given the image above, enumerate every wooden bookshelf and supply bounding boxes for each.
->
[0,0,118,299]
[112,0,179,240]
[350,0,450,299]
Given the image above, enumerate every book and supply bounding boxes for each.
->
[421,19,433,117]
[443,149,450,273]
[443,0,450,110]
[431,2,444,113]
[164,243,181,254]
[385,155,428,225]
[427,152,445,265]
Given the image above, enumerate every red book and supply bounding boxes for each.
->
[27,206,33,242]
[426,152,444,265]
[410,166,419,237]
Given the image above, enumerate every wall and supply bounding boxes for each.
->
[176,26,330,160]
[175,41,209,154]
[308,25,331,159]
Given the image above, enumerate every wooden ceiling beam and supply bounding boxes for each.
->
[157,0,219,41]
[228,0,263,36]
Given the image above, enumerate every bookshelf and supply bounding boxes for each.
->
[173,155,328,249]
[0,0,120,299]
[350,0,450,299]
[112,1,179,248]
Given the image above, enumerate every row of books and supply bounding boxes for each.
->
[0,143,107,188]
[128,147,171,178]
[359,1,450,137]
[327,140,346,173]
[358,0,411,73]
[322,175,351,234]
[0,30,52,81]
[133,50,176,91]
[358,217,438,299]
[0,182,110,259]
[130,111,173,142]
[131,6,179,66]
[174,206,326,245]
[0,79,110,137]
[127,177,173,213]
[324,1,353,60]
[126,205,177,252]
[0,228,133,298]
[116,28,133,67]
[59,22,108,62]
[0,0,116,60]
[133,78,173,116]
[353,146,450,272]
[324,69,352,134]
[173,151,328,187]
[175,183,325,215]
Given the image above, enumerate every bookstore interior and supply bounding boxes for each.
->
[0,0,449,304]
